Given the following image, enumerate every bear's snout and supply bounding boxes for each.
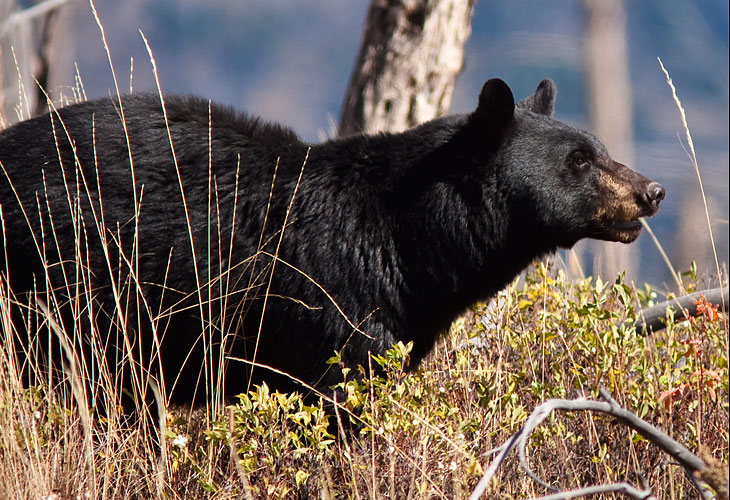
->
[644,181,665,213]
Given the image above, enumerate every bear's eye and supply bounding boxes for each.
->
[571,151,591,170]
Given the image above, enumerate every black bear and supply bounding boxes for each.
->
[0,79,664,406]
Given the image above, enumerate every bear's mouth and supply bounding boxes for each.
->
[605,218,643,243]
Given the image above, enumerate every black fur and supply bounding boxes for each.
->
[0,79,664,403]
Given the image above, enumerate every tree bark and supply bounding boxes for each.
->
[0,0,73,127]
[0,0,27,126]
[339,0,475,136]
[581,0,638,282]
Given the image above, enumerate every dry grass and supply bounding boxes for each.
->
[1,261,727,499]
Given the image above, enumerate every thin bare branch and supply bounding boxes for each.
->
[469,387,715,499]
[533,482,657,500]
[467,429,523,500]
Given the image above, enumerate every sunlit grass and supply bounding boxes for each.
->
[1,263,726,499]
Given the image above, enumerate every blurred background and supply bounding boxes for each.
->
[1,0,728,293]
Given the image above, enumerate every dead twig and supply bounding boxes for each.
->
[468,386,723,500]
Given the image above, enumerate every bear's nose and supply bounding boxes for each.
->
[645,182,665,210]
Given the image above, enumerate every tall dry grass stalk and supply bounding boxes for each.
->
[657,58,725,294]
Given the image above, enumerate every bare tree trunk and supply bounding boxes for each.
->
[0,0,73,127]
[1,0,31,126]
[339,0,475,136]
[580,0,637,282]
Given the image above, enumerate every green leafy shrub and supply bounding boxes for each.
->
[176,264,726,498]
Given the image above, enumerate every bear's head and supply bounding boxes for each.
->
[471,78,665,248]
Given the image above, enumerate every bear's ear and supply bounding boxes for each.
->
[517,79,557,116]
[473,78,515,129]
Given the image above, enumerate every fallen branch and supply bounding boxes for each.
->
[468,386,725,500]
[633,286,728,335]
